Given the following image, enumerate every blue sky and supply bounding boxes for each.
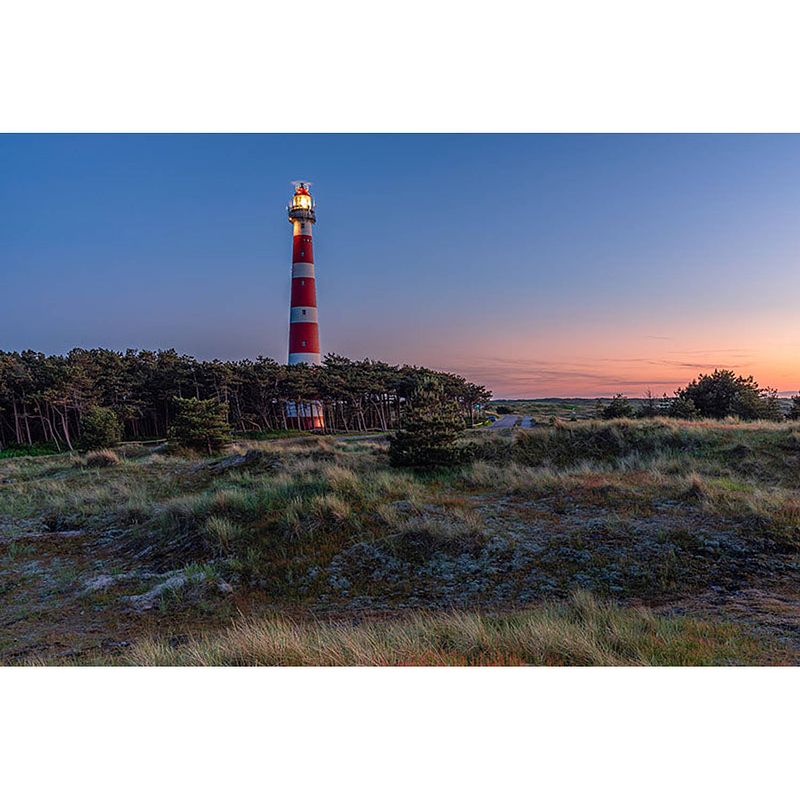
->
[1,134,799,396]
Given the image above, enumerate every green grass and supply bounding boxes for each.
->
[233,429,316,441]
[0,443,61,459]
[4,418,800,665]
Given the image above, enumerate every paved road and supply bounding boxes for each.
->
[520,415,535,428]
[490,414,519,429]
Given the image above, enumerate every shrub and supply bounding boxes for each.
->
[80,407,122,450]
[389,381,466,468]
[85,449,121,468]
[0,443,60,459]
[168,397,231,455]
[600,394,635,420]
[670,370,781,420]
[787,394,800,421]
[494,405,513,415]
[668,396,698,420]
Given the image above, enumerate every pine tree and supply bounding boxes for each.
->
[601,394,635,419]
[389,381,465,468]
[80,406,122,450]
[168,397,231,455]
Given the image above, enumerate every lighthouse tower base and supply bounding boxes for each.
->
[286,400,325,430]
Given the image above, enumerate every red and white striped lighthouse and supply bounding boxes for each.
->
[286,181,324,429]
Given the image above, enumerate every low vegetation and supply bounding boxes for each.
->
[2,416,799,664]
[126,592,788,666]
[85,449,121,468]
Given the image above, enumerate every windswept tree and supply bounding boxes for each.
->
[669,370,782,421]
[389,380,466,468]
[636,391,659,419]
[168,397,231,455]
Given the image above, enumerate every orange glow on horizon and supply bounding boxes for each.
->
[362,313,800,399]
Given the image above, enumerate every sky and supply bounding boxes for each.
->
[1,133,798,398]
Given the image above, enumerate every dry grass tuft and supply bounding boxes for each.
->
[127,591,785,666]
[310,493,353,523]
[321,464,362,496]
[85,449,121,468]
[204,515,244,554]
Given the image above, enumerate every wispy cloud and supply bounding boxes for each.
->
[440,350,762,397]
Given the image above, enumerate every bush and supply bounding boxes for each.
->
[788,394,800,421]
[80,407,122,450]
[494,405,513,415]
[668,396,698,420]
[670,370,781,420]
[600,394,635,420]
[462,435,514,464]
[168,397,231,455]
[0,443,60,459]
[389,381,466,468]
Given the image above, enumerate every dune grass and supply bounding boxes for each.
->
[461,418,800,550]
[126,591,787,666]
[3,419,800,665]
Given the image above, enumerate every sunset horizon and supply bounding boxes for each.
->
[3,133,798,398]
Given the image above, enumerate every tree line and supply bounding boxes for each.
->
[0,349,492,451]
[599,370,798,421]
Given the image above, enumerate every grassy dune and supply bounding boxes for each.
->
[2,418,799,665]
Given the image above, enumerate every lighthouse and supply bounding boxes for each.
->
[286,182,324,429]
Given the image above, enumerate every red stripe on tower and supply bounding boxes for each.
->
[290,277,317,307]
[286,182,324,429]
[292,236,314,264]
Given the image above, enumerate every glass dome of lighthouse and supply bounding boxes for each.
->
[288,182,316,222]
